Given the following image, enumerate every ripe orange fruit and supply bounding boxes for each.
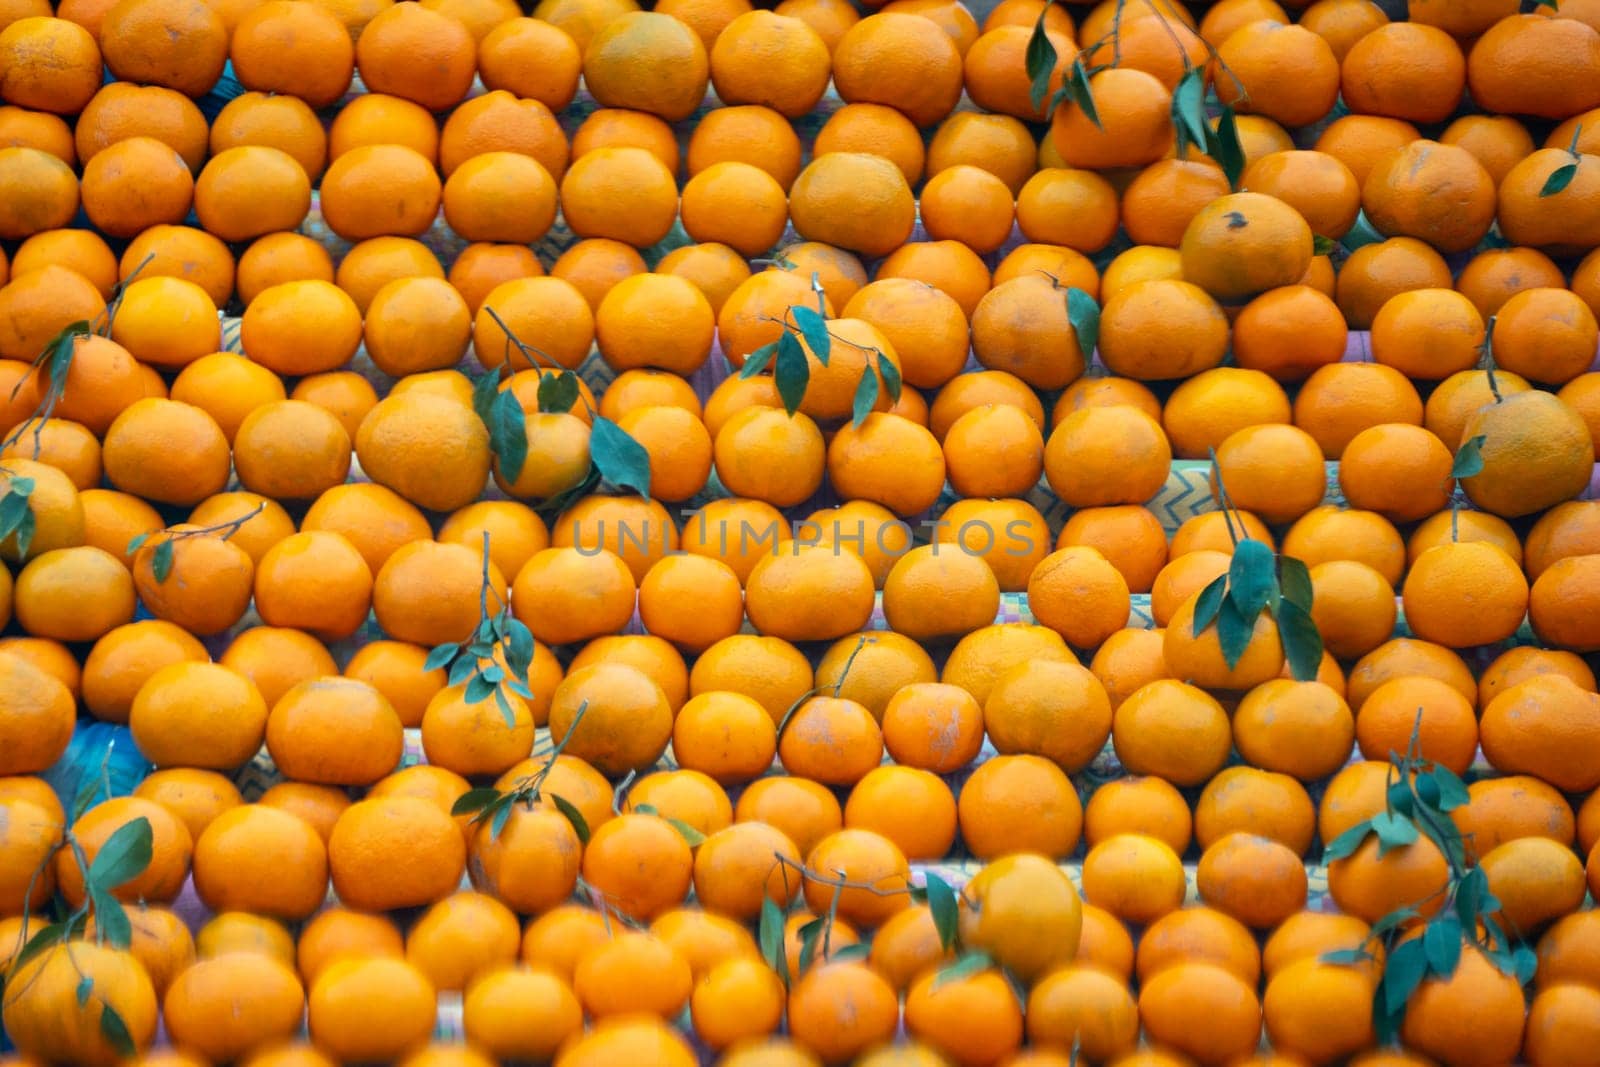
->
[1403,541,1530,649]
[547,662,673,776]
[99,0,227,96]
[476,17,580,109]
[307,957,437,1065]
[318,143,440,241]
[879,682,983,773]
[1401,944,1529,1066]
[2,941,159,1066]
[438,91,568,181]
[581,811,693,921]
[689,633,813,724]
[957,753,1082,860]
[1111,677,1234,787]
[779,695,884,786]
[1051,66,1172,169]
[1081,831,1186,927]
[353,0,473,110]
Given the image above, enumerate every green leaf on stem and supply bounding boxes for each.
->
[791,305,831,367]
[1171,66,1208,157]
[551,794,591,844]
[925,872,959,952]
[1207,106,1246,190]
[759,897,788,984]
[1215,594,1254,669]
[1067,58,1099,130]
[933,950,994,988]
[1542,162,1579,197]
[464,673,495,705]
[424,643,458,672]
[1227,539,1276,620]
[88,890,131,950]
[851,367,879,429]
[740,341,777,378]
[1066,287,1099,359]
[1192,574,1228,636]
[100,1001,136,1058]
[1380,937,1429,1017]
[1424,914,1463,978]
[1321,947,1373,965]
[877,353,902,404]
[471,370,500,425]
[1322,820,1373,862]
[452,787,502,817]
[1025,7,1059,113]
[1422,765,1470,812]
[1452,435,1486,479]
[797,918,823,973]
[536,369,580,415]
[589,416,652,497]
[1278,556,1314,613]
[1277,598,1323,682]
[490,389,529,483]
[90,817,153,891]
[775,331,809,416]
[1370,810,1419,856]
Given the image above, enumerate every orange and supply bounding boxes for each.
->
[1560,372,1600,460]
[236,234,334,306]
[1402,540,1529,650]
[1425,368,1534,451]
[957,752,1082,860]
[918,163,1014,254]
[689,633,813,725]
[62,84,194,174]
[1136,961,1265,1066]
[1163,367,1291,460]
[353,0,472,110]
[10,231,114,301]
[1056,505,1168,595]
[1111,677,1234,787]
[879,682,983,773]
[1118,160,1230,250]
[1214,19,1339,128]
[1137,906,1261,989]
[1338,424,1453,523]
[508,551,629,649]
[970,276,1087,389]
[0,794,60,915]
[1491,287,1599,385]
[595,274,715,379]
[813,101,925,185]
[1293,361,1424,460]
[0,420,101,493]
[129,660,269,772]
[218,626,337,710]
[881,544,1001,642]
[1526,500,1600,583]
[679,162,788,258]
[230,399,350,502]
[1241,150,1361,240]
[1098,278,1229,380]
[210,91,327,181]
[1526,983,1600,1067]
[1369,287,1487,381]
[1081,832,1187,927]
[843,765,956,860]
[904,968,1022,1065]
[81,621,204,723]
[941,403,1043,498]
[778,695,885,786]
[712,407,826,508]
[799,828,910,929]
[1482,675,1600,793]
[100,398,228,509]
[240,279,362,377]
[1500,149,1600,255]
[1456,246,1566,319]
[1050,67,1172,169]
[1179,191,1314,305]
[1401,944,1529,1066]
[583,11,708,122]
[624,768,732,835]
[1027,965,1138,1063]
[269,377,376,455]
[708,10,829,118]
[228,0,351,107]
[354,391,493,513]
[1347,637,1477,713]
[162,952,305,1064]
[0,25,68,120]
[1441,114,1536,187]
[581,811,693,921]
[473,18,579,109]
[1479,646,1596,712]
[1336,235,1454,330]
[77,136,191,240]
[252,530,373,641]
[300,483,430,579]
[119,225,234,309]
[826,413,944,517]
[2,941,159,1066]
[548,662,673,776]
[318,143,440,241]
[306,957,437,1065]
[327,92,437,165]
[56,795,191,908]
[1364,140,1497,254]
[717,268,834,368]
[1339,21,1464,122]
[1012,169,1119,253]
[1469,12,1600,120]
[0,106,73,167]
[441,153,556,246]
[570,108,676,175]
[692,820,800,921]
[875,239,991,318]
[1263,959,1376,1064]
[103,278,217,373]
[373,539,507,649]
[1460,390,1594,517]
[1480,835,1587,933]
[831,11,961,127]
[560,146,680,249]
[99,0,227,95]
[787,152,915,259]
[927,110,1036,194]
[266,677,404,786]
[1044,405,1171,507]
[437,91,568,181]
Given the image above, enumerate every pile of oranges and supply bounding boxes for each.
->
[3,0,1600,1061]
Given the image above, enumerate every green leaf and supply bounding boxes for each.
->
[830,942,872,963]
[1381,937,1430,1016]
[1456,864,1489,934]
[1025,7,1059,112]
[11,506,32,559]
[1323,820,1373,862]
[1066,287,1099,359]
[775,331,809,416]
[1215,594,1254,670]
[492,684,515,727]
[1278,556,1314,614]
[1542,162,1579,197]
[797,917,823,973]
[1422,765,1470,812]
[472,370,500,425]
[851,366,878,429]
[491,389,529,483]
[925,873,958,952]
[10,921,72,974]
[1067,58,1099,130]
[1227,538,1276,620]
[1320,947,1373,965]
[464,673,495,705]
[77,974,93,1004]
[451,787,502,817]
[505,619,535,676]
[1371,906,1420,939]
[89,890,131,950]
[877,353,902,405]
[1511,944,1538,985]
[1452,435,1486,479]
[536,370,580,415]
[1370,810,1419,856]
[1191,574,1228,636]
[491,797,514,838]
[1276,598,1324,683]
[665,817,707,847]
[933,950,994,988]
[1171,66,1208,157]
[791,306,831,367]
[99,1000,136,1058]
[740,341,777,378]
[1386,781,1415,817]
[1424,914,1463,978]
[589,416,652,497]
[1312,235,1338,256]
[0,489,31,545]
[448,654,478,687]
[89,817,153,891]
[1207,106,1246,190]
[43,322,89,385]
[550,793,590,844]
[759,897,788,983]
[150,539,174,583]
[424,642,458,672]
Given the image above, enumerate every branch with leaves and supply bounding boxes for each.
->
[1541,122,1583,198]
[1191,459,1324,679]
[739,274,903,429]
[126,503,266,584]
[2,817,156,1058]
[477,307,652,505]
[451,699,592,841]
[1321,718,1535,1043]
